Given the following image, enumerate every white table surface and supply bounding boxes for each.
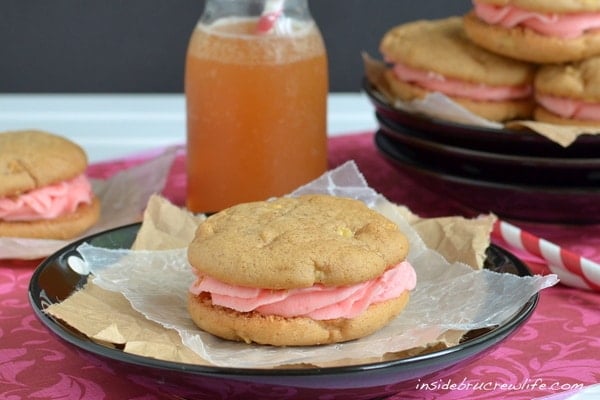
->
[0,93,377,163]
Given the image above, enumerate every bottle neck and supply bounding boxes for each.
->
[201,0,312,25]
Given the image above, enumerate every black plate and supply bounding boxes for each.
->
[364,78,600,158]
[375,131,600,224]
[29,223,538,400]
[377,113,600,187]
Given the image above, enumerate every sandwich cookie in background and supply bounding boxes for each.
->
[379,17,536,122]
[0,130,100,239]
[534,56,600,126]
[187,194,417,347]
[464,0,600,63]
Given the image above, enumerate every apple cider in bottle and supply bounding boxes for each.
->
[185,0,328,213]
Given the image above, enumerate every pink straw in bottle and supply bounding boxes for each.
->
[256,0,285,33]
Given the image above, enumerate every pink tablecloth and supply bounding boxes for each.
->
[2,132,600,400]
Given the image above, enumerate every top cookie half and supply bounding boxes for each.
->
[380,16,534,87]
[188,194,410,290]
[0,130,88,197]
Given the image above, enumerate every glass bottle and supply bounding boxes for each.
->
[185,0,328,213]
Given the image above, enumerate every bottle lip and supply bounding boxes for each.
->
[200,0,313,26]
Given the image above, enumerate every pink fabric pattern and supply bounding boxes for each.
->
[1,132,599,399]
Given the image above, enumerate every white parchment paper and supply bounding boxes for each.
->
[74,161,558,368]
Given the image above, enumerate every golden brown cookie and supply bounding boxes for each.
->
[380,17,534,87]
[463,2,600,63]
[0,130,100,239]
[187,194,415,346]
[379,17,536,122]
[188,194,409,289]
[0,130,88,197]
[534,56,600,126]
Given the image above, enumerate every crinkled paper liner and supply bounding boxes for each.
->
[71,161,558,369]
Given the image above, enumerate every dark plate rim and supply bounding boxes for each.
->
[29,222,538,380]
[376,113,600,167]
[375,131,600,195]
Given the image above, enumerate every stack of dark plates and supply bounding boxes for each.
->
[364,80,600,224]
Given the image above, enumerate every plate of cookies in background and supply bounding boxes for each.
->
[365,2,600,223]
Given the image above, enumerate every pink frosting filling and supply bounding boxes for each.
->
[189,261,417,320]
[536,93,600,121]
[0,174,94,222]
[391,61,532,101]
[474,1,600,39]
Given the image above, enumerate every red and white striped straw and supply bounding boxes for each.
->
[492,220,600,291]
[256,0,285,33]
